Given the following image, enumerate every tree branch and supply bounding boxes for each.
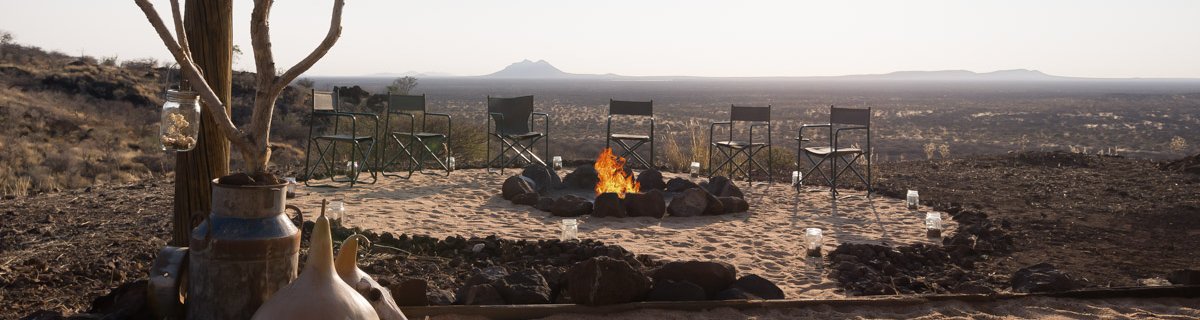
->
[169,0,191,63]
[133,0,249,152]
[250,0,277,92]
[272,0,345,95]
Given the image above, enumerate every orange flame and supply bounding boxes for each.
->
[594,147,641,198]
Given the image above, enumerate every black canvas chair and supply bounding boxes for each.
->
[486,95,549,173]
[798,105,872,195]
[379,94,451,178]
[303,89,379,188]
[708,105,773,182]
[606,99,655,169]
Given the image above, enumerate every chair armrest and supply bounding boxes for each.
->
[532,112,550,134]
[798,124,832,147]
[340,111,379,120]
[425,113,451,136]
[709,121,732,144]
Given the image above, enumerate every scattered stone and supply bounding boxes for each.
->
[702,176,744,198]
[427,288,455,306]
[565,256,652,305]
[625,190,666,218]
[592,193,627,218]
[636,170,667,190]
[562,164,599,189]
[501,176,536,200]
[551,195,593,217]
[534,196,556,212]
[456,284,505,305]
[729,274,784,300]
[494,269,552,304]
[522,164,560,192]
[665,178,700,192]
[389,278,429,306]
[715,287,759,300]
[646,280,707,301]
[1011,263,1077,293]
[651,261,737,297]
[718,197,749,213]
[1168,269,1200,285]
[512,192,540,206]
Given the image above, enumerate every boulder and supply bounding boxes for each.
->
[389,278,429,306]
[718,197,749,213]
[1168,269,1200,285]
[702,176,744,199]
[551,195,593,217]
[714,287,759,300]
[1011,263,1077,293]
[625,190,666,219]
[494,269,552,304]
[535,196,556,212]
[665,178,700,192]
[565,256,652,305]
[522,164,560,192]
[667,188,709,217]
[427,288,455,306]
[651,261,737,297]
[729,274,784,300]
[636,170,667,190]
[562,164,600,190]
[512,192,540,206]
[501,175,536,200]
[592,193,627,218]
[456,284,505,305]
[646,280,707,302]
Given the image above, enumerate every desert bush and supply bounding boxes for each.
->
[1169,136,1187,153]
[938,144,951,159]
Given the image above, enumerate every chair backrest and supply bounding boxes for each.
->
[389,94,426,113]
[312,90,335,111]
[730,105,771,122]
[488,95,535,135]
[609,100,653,116]
[830,106,870,126]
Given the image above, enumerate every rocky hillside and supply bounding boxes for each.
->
[0,40,311,198]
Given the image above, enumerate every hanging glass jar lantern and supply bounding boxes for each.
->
[160,90,201,152]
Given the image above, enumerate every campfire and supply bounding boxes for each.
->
[594,147,640,198]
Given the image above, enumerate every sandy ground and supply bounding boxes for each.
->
[428,297,1200,320]
[294,169,952,300]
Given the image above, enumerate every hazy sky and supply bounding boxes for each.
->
[3,0,1199,78]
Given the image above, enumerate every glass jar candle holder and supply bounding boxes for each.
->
[906,190,920,209]
[925,212,942,238]
[805,228,823,257]
[561,218,578,241]
[284,177,297,199]
[160,90,200,152]
[346,161,360,177]
[448,156,456,171]
[328,200,345,223]
[552,156,563,170]
[791,171,802,187]
[689,162,701,177]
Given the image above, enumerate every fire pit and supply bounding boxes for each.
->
[500,148,749,218]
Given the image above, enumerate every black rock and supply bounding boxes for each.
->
[1011,263,1077,293]
[522,164,560,192]
[646,280,707,302]
[665,178,700,192]
[456,284,505,305]
[565,256,652,305]
[667,188,712,217]
[562,164,600,190]
[512,192,540,205]
[718,197,749,213]
[651,261,737,297]
[427,288,456,306]
[389,278,429,306]
[702,176,744,199]
[535,196,556,212]
[593,193,627,218]
[625,190,666,218]
[952,280,997,295]
[714,287,760,300]
[1168,269,1200,285]
[636,170,667,190]
[501,175,536,200]
[551,194,593,217]
[494,269,552,304]
[729,274,784,300]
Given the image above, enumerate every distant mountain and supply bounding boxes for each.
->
[486,59,572,78]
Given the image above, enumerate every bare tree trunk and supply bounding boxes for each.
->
[172,0,232,246]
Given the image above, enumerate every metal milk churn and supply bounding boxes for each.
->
[187,179,301,319]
